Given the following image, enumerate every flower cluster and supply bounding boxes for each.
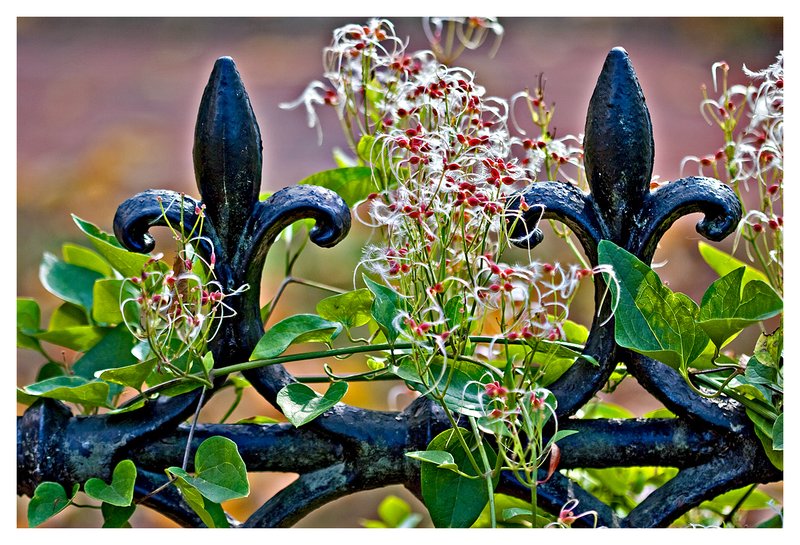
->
[681,53,783,293]
[120,198,248,374]
[286,19,595,526]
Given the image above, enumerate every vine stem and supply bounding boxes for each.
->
[262,276,346,325]
[468,416,496,528]
[136,386,208,506]
[182,386,207,471]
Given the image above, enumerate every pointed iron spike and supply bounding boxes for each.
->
[193,56,263,252]
[584,47,654,242]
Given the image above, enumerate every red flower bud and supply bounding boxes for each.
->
[485,381,508,398]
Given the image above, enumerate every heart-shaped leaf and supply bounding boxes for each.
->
[316,289,374,329]
[698,267,782,349]
[276,381,348,427]
[250,314,342,360]
[598,240,709,370]
[170,475,230,528]
[84,459,137,506]
[101,503,136,528]
[363,274,405,344]
[166,436,249,504]
[417,428,497,528]
[27,482,78,527]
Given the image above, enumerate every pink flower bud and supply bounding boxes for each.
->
[485,381,508,398]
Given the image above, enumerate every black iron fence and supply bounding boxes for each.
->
[17,47,781,528]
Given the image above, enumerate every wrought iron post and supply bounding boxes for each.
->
[17,49,781,528]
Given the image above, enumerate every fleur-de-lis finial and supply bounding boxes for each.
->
[507,47,742,417]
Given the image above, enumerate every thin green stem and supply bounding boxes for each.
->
[693,375,778,421]
[212,342,414,377]
[469,416,497,528]
[182,386,207,471]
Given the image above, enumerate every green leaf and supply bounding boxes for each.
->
[17,298,44,352]
[234,415,280,425]
[105,398,146,415]
[19,375,110,408]
[758,513,783,528]
[202,352,215,375]
[357,135,402,183]
[316,289,374,329]
[524,339,583,387]
[72,324,139,379]
[581,400,635,419]
[418,428,497,528]
[92,279,138,325]
[744,355,778,388]
[35,325,107,352]
[166,436,249,504]
[49,301,89,328]
[405,450,465,475]
[36,362,66,381]
[84,459,137,506]
[276,381,348,427]
[363,274,405,344]
[501,507,533,521]
[101,503,136,528]
[562,319,589,344]
[62,243,115,277]
[472,493,537,528]
[375,495,421,528]
[697,267,782,349]
[699,485,775,514]
[40,252,104,312]
[394,357,494,417]
[17,297,41,333]
[751,418,783,470]
[171,476,229,528]
[550,429,579,443]
[643,408,677,419]
[754,325,782,369]
[72,215,152,278]
[27,482,78,527]
[772,413,783,450]
[598,240,709,370]
[96,359,156,391]
[698,241,769,285]
[299,166,377,208]
[250,314,342,360]
[332,147,357,168]
[443,296,468,331]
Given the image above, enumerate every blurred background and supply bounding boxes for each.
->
[17,17,782,527]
